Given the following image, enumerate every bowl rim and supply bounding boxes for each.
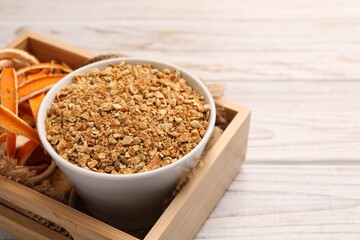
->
[37,57,216,180]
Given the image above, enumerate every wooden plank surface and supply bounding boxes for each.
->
[1,0,360,239]
[2,0,360,81]
[195,165,360,240]
[225,81,360,163]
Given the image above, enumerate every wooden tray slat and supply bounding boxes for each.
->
[0,176,137,240]
[146,105,250,240]
[0,204,68,240]
[6,31,95,68]
[0,31,250,240]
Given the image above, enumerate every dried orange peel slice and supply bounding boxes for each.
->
[18,101,33,116]
[1,67,18,157]
[0,48,39,67]
[17,75,27,85]
[18,74,65,103]
[6,134,17,158]
[18,111,35,128]
[16,63,72,76]
[27,68,52,81]
[0,105,40,144]
[16,140,39,165]
[29,93,45,123]
[1,68,18,115]
[19,73,66,88]
[0,133,8,143]
[0,47,74,203]
[23,144,51,166]
[0,59,28,70]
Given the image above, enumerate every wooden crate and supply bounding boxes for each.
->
[0,31,251,240]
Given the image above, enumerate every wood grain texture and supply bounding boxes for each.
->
[0,204,68,240]
[195,165,360,240]
[1,0,360,239]
[224,81,360,162]
[2,1,360,81]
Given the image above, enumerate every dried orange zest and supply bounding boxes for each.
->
[16,140,39,165]
[0,105,40,144]
[18,75,64,103]
[1,67,18,157]
[16,63,72,76]
[30,160,57,184]
[29,93,45,123]
[0,48,39,65]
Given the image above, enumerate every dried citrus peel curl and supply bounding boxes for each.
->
[1,68,18,157]
[0,48,39,67]
[0,48,73,203]
[0,105,40,144]
[18,74,64,103]
[0,59,28,70]
[16,140,39,166]
[0,133,8,143]
[19,73,66,88]
[16,63,72,76]
[26,68,52,81]
[18,101,33,116]
[29,93,45,123]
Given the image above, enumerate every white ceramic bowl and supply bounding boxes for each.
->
[37,58,216,230]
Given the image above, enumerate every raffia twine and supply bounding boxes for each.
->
[0,144,73,238]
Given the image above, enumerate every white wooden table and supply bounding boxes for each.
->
[1,0,360,239]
